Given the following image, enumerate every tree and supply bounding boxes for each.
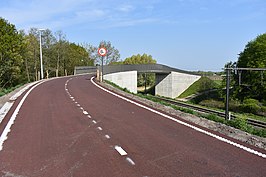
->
[123,54,157,87]
[64,43,94,75]
[124,54,156,65]
[0,18,25,88]
[234,33,266,101]
[54,30,67,77]
[81,43,97,66]
[98,41,120,65]
[23,28,40,81]
[0,17,97,90]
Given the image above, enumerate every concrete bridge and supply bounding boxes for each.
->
[75,64,201,98]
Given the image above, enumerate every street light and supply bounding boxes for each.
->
[38,29,45,79]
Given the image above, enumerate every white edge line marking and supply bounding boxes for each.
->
[0,80,46,151]
[126,157,136,165]
[0,102,14,124]
[91,77,266,159]
[115,145,127,156]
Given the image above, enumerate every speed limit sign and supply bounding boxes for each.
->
[98,47,107,56]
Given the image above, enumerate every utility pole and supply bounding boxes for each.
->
[225,68,230,120]
[224,67,266,120]
[38,29,45,79]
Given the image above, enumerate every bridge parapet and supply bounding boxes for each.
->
[74,64,201,98]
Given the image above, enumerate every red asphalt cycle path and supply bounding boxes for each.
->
[0,74,265,177]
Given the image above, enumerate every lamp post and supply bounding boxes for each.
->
[38,29,45,79]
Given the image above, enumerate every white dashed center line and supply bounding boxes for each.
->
[115,145,127,156]
[97,127,103,131]
[126,157,135,166]
[83,111,88,115]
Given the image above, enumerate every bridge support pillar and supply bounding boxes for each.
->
[155,72,201,98]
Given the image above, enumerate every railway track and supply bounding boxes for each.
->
[154,96,266,129]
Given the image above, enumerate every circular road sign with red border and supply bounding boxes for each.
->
[98,47,107,56]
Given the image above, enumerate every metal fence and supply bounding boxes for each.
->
[74,66,97,75]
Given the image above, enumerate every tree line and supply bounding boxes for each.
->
[0,17,158,91]
[0,17,121,89]
[225,33,266,102]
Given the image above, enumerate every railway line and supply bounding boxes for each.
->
[153,96,266,129]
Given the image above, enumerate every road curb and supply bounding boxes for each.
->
[0,81,41,125]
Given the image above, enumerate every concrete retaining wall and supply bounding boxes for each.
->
[155,72,201,98]
[104,71,138,93]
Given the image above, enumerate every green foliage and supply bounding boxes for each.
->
[123,53,156,65]
[234,33,266,101]
[239,98,262,115]
[0,18,25,88]
[123,54,157,87]
[179,77,219,98]
[0,17,98,93]
[199,99,224,109]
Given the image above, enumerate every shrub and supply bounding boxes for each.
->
[243,98,260,105]
[227,117,248,131]
[228,100,241,112]
[240,99,261,114]
[199,99,224,109]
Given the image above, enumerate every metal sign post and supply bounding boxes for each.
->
[98,47,107,82]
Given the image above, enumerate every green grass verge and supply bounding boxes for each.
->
[0,84,23,97]
[178,77,220,98]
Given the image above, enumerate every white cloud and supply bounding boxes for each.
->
[0,0,171,30]
[75,9,106,20]
[117,4,135,13]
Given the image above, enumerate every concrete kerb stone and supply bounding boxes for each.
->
[0,81,41,124]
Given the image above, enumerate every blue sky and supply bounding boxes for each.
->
[0,0,265,71]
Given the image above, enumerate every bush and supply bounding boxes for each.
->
[199,99,224,109]
[227,117,249,131]
[228,100,241,112]
[240,99,261,114]
[243,98,260,105]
